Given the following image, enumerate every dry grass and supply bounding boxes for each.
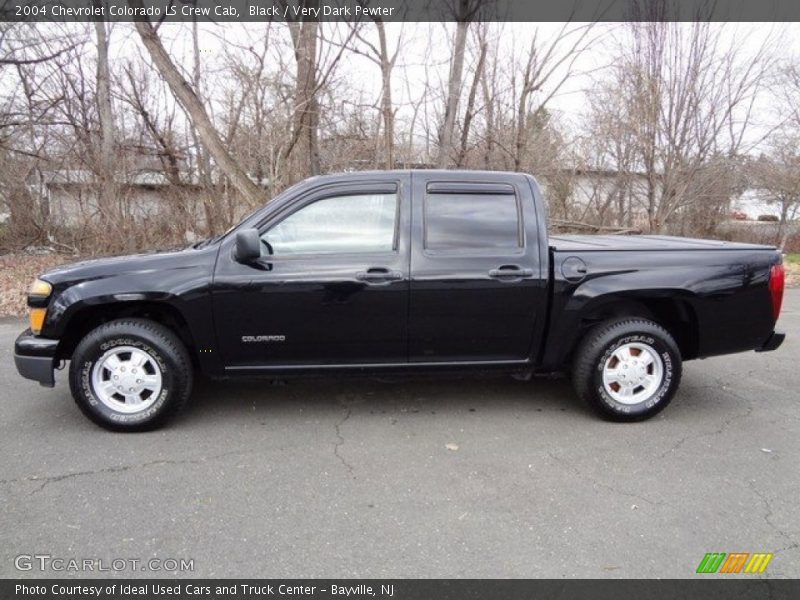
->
[0,253,78,317]
[786,259,800,288]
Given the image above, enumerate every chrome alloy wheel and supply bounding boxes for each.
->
[90,346,163,413]
[601,342,664,405]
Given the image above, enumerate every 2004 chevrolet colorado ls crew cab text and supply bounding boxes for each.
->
[14,170,786,430]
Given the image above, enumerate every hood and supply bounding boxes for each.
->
[40,246,203,286]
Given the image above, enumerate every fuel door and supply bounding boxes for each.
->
[561,256,588,283]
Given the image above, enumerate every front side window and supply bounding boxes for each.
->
[262,192,397,256]
[424,192,521,251]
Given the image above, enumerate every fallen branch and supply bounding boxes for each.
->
[550,219,642,235]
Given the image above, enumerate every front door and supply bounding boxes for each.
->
[213,177,410,368]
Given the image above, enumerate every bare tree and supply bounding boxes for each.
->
[580,62,642,227]
[280,4,356,181]
[750,136,800,250]
[511,22,596,171]
[284,1,321,180]
[0,24,89,248]
[613,21,775,232]
[752,61,800,249]
[479,28,498,169]
[93,16,117,224]
[455,24,487,167]
[349,18,403,169]
[129,2,263,206]
[217,24,289,195]
[120,60,184,186]
[436,0,493,167]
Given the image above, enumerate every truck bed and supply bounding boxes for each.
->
[549,234,776,252]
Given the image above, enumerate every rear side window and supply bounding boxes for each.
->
[424,191,521,251]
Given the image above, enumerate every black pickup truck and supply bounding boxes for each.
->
[14,170,785,430]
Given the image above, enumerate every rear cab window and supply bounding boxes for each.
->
[423,182,523,254]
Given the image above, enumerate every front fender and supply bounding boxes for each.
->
[36,248,221,376]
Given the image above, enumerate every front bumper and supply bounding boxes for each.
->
[14,330,59,387]
[755,330,786,353]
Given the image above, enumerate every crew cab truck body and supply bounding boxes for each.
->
[14,170,786,430]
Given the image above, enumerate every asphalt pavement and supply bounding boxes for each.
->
[1,292,798,578]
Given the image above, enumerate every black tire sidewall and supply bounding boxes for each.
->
[70,324,187,430]
[591,330,678,418]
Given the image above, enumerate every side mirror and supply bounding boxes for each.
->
[234,228,261,263]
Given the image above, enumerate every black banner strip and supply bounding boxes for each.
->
[4,0,800,23]
[3,579,800,600]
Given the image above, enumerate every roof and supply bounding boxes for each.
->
[302,168,534,183]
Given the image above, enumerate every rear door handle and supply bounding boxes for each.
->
[488,265,534,279]
[356,268,403,283]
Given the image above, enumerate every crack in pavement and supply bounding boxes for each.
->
[2,404,363,493]
[660,403,754,458]
[659,380,755,459]
[747,480,800,556]
[547,451,662,506]
[333,407,355,478]
[0,449,253,495]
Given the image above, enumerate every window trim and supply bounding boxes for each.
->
[257,184,401,260]
[421,183,525,257]
[426,182,516,196]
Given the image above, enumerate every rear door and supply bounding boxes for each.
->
[408,172,546,362]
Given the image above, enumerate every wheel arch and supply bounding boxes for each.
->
[574,292,700,361]
[56,301,197,365]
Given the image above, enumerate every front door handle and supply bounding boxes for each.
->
[488,265,534,279]
[356,268,403,283]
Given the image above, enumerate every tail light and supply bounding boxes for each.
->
[768,263,785,320]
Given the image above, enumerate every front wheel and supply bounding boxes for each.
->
[69,318,193,431]
[571,318,682,422]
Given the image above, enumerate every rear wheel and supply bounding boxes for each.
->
[69,318,193,431]
[572,318,682,421]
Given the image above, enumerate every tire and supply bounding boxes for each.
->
[69,318,193,431]
[571,318,682,422]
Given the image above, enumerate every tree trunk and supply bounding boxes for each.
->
[481,62,495,169]
[190,17,220,233]
[645,162,658,232]
[456,34,487,167]
[777,201,791,250]
[94,19,114,177]
[616,185,626,227]
[93,17,119,234]
[376,20,394,170]
[286,7,320,182]
[130,1,262,207]
[514,93,528,171]
[437,20,469,168]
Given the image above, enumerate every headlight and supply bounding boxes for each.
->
[29,278,52,298]
[27,278,52,335]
